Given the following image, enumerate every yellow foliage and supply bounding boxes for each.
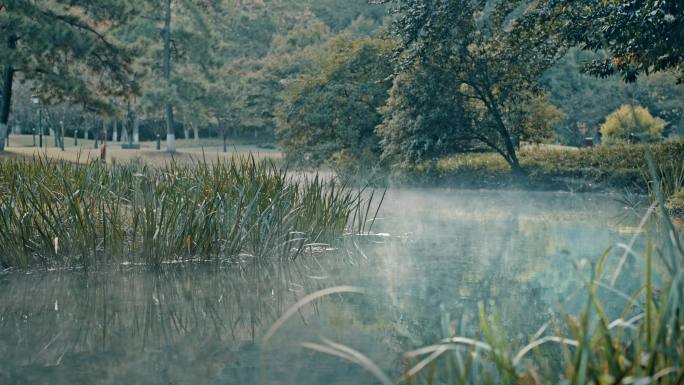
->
[600,104,666,145]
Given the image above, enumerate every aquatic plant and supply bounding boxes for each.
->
[0,155,378,269]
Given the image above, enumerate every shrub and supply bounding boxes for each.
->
[600,104,667,145]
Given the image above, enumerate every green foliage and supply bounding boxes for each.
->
[0,0,134,105]
[238,16,334,137]
[305,0,385,31]
[381,0,566,171]
[0,156,377,269]
[377,64,470,167]
[541,49,684,145]
[551,0,684,82]
[600,105,666,145]
[213,2,386,140]
[1,0,388,149]
[276,37,394,167]
[516,94,565,145]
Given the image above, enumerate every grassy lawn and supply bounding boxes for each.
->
[1,134,282,165]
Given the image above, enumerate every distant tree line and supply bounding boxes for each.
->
[0,0,386,152]
[1,0,682,166]
[277,0,683,174]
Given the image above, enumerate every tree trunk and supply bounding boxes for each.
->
[38,108,43,148]
[133,115,140,143]
[126,101,133,145]
[112,120,118,142]
[483,90,522,174]
[0,35,17,152]
[165,106,176,152]
[163,0,176,153]
[183,127,189,140]
[59,120,65,150]
[121,121,129,143]
[192,122,199,141]
[219,118,227,153]
[494,119,521,173]
[156,119,162,150]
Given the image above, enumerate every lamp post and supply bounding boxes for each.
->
[31,97,42,148]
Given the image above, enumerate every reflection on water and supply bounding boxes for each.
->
[0,189,644,385]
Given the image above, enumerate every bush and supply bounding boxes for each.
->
[600,104,667,145]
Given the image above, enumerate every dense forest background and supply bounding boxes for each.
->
[1,0,682,167]
[3,0,388,143]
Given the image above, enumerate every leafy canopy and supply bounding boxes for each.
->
[379,0,566,170]
[276,36,394,167]
[0,0,135,109]
[552,0,684,82]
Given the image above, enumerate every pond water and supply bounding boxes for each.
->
[0,189,646,385]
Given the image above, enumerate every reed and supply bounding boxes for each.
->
[0,155,378,269]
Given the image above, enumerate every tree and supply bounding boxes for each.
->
[239,16,334,139]
[155,0,217,152]
[514,94,564,145]
[380,0,565,172]
[111,0,222,152]
[204,67,247,152]
[541,48,684,145]
[377,63,471,167]
[162,0,174,152]
[276,36,394,166]
[600,104,666,145]
[0,0,134,151]
[553,0,684,82]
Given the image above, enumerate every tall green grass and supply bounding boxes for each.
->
[0,156,378,269]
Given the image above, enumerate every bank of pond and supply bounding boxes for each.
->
[394,141,684,194]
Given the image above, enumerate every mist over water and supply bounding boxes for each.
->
[0,188,646,385]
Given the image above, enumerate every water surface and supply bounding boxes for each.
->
[0,189,645,385]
